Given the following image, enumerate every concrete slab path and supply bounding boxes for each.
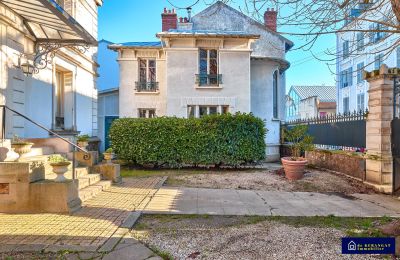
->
[143,187,400,217]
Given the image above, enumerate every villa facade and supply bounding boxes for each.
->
[109,2,293,161]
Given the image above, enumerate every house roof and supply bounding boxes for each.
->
[291,85,336,102]
[108,41,162,49]
[156,29,260,39]
[193,1,293,49]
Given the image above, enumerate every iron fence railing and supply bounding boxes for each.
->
[0,105,89,180]
[195,74,222,86]
[282,109,369,151]
[135,82,159,92]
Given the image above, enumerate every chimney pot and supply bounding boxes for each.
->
[164,7,167,13]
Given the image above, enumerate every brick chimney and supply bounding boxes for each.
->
[264,8,277,32]
[162,8,177,32]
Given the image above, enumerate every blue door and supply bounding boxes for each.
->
[104,116,119,150]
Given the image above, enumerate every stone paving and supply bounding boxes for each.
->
[0,177,165,253]
[143,187,400,217]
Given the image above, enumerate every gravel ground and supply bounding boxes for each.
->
[167,168,375,194]
[132,216,382,260]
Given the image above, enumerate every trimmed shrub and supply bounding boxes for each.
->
[109,113,267,167]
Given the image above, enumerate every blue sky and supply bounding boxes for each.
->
[98,0,337,90]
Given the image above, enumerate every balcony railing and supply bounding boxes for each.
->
[195,74,222,86]
[135,82,159,92]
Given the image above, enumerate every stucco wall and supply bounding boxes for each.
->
[165,49,251,117]
[118,49,167,118]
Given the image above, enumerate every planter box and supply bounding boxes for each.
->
[305,150,366,180]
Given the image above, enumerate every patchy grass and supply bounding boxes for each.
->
[149,246,174,260]
[120,167,260,178]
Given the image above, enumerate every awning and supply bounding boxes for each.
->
[1,0,97,45]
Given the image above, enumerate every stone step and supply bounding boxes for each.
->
[79,180,112,202]
[24,146,55,157]
[76,173,102,190]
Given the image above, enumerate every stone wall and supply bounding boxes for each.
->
[305,150,366,180]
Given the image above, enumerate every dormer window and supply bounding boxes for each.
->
[196,49,222,86]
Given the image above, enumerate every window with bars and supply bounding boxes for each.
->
[187,105,229,118]
[138,108,156,118]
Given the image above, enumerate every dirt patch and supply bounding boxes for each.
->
[131,215,381,260]
[166,168,376,194]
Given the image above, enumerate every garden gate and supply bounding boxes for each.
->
[392,76,400,192]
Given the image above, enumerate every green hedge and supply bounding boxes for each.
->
[109,113,267,167]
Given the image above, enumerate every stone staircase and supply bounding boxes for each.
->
[18,145,112,206]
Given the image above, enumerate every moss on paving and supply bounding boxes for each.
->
[135,214,396,238]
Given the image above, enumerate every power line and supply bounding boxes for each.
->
[166,0,200,10]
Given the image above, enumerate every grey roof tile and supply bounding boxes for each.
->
[292,85,336,102]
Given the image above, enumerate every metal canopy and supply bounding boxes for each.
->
[1,0,96,45]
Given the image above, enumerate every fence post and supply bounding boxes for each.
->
[364,64,395,193]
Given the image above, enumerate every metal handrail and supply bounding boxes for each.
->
[0,105,89,180]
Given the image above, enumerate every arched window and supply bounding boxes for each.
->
[273,70,278,118]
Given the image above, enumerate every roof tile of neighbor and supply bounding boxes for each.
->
[292,85,336,102]
[157,29,260,38]
[109,41,162,48]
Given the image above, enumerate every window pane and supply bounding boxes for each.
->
[148,109,156,118]
[199,106,208,117]
[199,49,207,59]
[187,106,195,118]
[140,68,147,82]
[222,106,229,114]
[199,59,208,74]
[209,50,217,59]
[139,59,147,68]
[138,109,146,118]
[149,67,156,82]
[148,60,156,68]
[209,59,218,75]
[209,106,217,115]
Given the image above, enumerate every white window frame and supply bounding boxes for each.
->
[187,105,229,118]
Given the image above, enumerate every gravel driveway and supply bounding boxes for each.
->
[132,215,383,260]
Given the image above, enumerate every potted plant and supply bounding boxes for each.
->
[281,125,314,180]
[103,148,114,164]
[76,134,90,149]
[11,134,34,161]
[48,155,71,182]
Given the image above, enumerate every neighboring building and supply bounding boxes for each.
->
[336,0,400,113]
[286,86,337,120]
[0,0,102,141]
[97,39,119,151]
[109,2,293,161]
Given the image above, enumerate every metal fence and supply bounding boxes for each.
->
[282,109,368,151]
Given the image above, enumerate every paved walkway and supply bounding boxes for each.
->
[143,187,400,217]
[0,177,166,258]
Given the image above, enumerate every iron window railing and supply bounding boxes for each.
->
[135,82,159,92]
[195,74,222,86]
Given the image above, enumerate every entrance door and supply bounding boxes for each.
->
[104,116,118,150]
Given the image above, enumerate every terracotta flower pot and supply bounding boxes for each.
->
[281,157,308,180]
[11,143,34,161]
[50,162,71,182]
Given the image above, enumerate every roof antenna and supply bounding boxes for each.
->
[187,7,192,22]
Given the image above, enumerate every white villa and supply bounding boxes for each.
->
[109,1,293,161]
[0,0,101,160]
[337,0,400,113]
